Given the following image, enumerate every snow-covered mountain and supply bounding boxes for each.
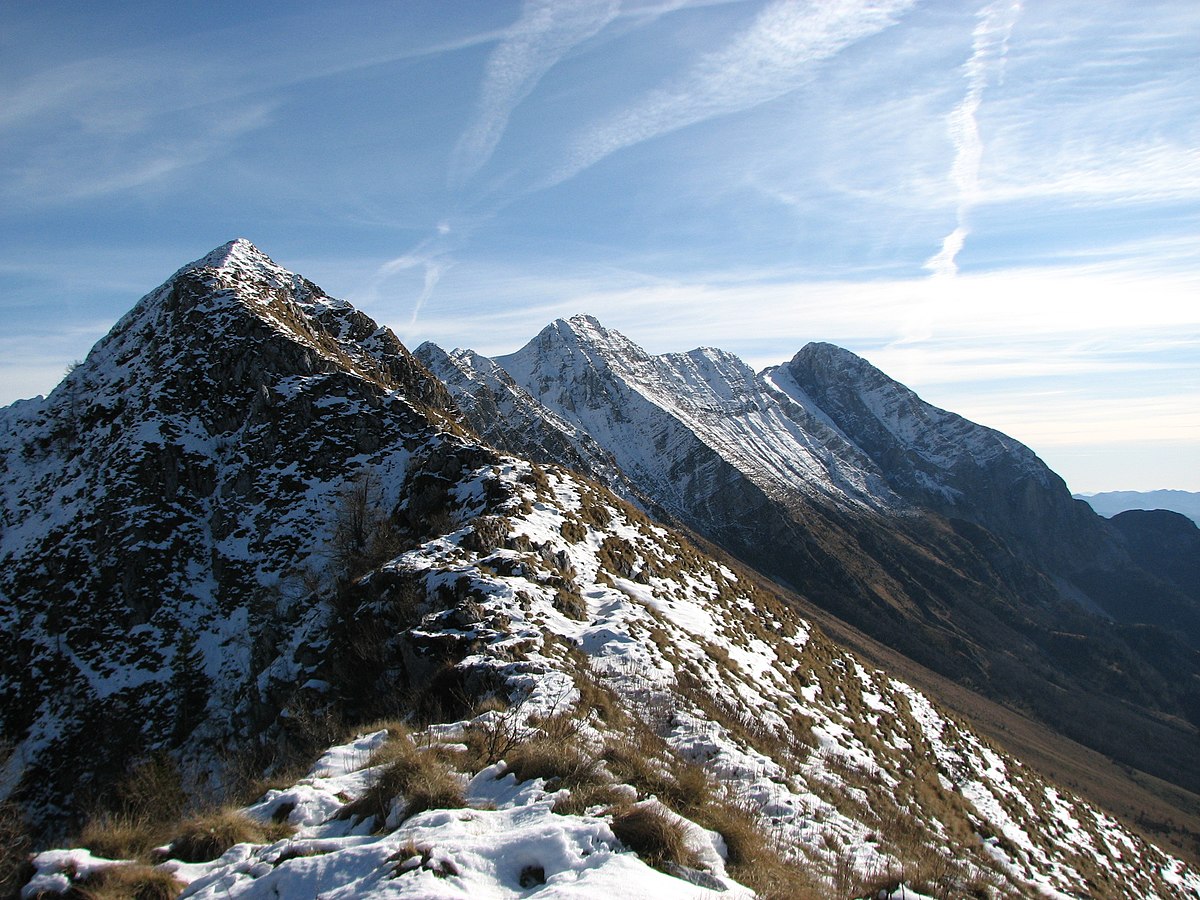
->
[428,315,1200,805]
[3,243,1199,898]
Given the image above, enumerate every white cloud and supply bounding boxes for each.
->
[449,0,619,188]
[547,0,916,187]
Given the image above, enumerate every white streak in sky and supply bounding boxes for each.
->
[924,0,1021,278]
[374,239,453,331]
[548,0,915,188]
[449,0,619,188]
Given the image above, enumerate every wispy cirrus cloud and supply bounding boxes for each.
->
[449,0,619,188]
[924,0,1021,278]
[546,0,916,188]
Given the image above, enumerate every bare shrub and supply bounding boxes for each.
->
[329,469,404,581]
[460,695,527,768]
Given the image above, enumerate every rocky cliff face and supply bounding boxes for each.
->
[769,342,1108,576]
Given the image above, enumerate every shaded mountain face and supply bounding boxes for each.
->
[3,243,1199,897]
[432,315,1200,796]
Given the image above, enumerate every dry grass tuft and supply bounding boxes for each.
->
[610,804,698,870]
[504,738,602,792]
[341,736,465,829]
[77,813,167,862]
[166,809,293,863]
[552,782,632,816]
[69,863,185,900]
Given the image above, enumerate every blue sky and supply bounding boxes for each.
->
[2,0,1197,492]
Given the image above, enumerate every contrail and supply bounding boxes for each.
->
[925,0,1021,278]
[449,0,618,189]
[548,0,916,189]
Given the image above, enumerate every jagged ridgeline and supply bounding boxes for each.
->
[420,314,1200,802]
[2,242,1198,898]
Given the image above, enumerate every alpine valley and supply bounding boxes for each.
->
[2,241,1198,899]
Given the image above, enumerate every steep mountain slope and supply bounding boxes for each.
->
[19,455,1200,898]
[0,239,480,827]
[5,242,1198,898]
[414,342,631,497]
[437,316,1200,801]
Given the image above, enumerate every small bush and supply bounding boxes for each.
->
[166,810,293,863]
[610,804,698,870]
[69,864,184,900]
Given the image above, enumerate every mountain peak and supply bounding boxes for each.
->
[545,313,609,344]
[173,237,297,288]
[193,237,262,268]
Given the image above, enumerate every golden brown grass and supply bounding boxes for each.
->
[77,813,167,862]
[67,864,185,900]
[610,805,698,870]
[339,736,465,829]
[166,809,294,863]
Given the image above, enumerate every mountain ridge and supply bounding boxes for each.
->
[430,313,1200,803]
[3,242,1199,897]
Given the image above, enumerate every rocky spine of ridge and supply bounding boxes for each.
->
[414,341,632,496]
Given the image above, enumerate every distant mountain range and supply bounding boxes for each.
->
[1077,489,1200,526]
[3,241,1198,897]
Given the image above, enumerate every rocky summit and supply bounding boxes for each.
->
[2,242,1199,899]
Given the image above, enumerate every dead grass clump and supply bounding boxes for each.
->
[610,804,698,870]
[166,809,293,863]
[560,519,587,543]
[0,800,33,897]
[504,739,602,793]
[77,814,166,862]
[553,586,588,620]
[342,739,465,829]
[69,864,185,900]
[552,782,632,816]
[574,672,627,727]
[603,731,675,801]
